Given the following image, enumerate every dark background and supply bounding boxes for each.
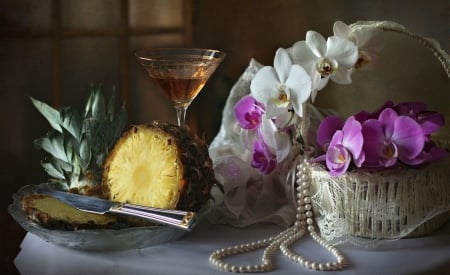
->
[1,1,448,273]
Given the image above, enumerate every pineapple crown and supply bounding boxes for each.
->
[31,85,127,191]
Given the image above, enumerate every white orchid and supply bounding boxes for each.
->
[259,113,292,163]
[333,21,384,69]
[288,31,359,101]
[235,22,381,175]
[250,48,312,118]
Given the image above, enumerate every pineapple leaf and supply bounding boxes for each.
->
[69,154,82,186]
[90,87,106,120]
[84,89,95,117]
[34,133,69,162]
[107,88,117,121]
[42,157,73,180]
[64,136,74,164]
[41,161,66,180]
[33,84,127,192]
[30,97,63,133]
[107,107,127,148]
[60,106,82,141]
[79,136,92,171]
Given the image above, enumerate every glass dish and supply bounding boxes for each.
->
[8,183,203,251]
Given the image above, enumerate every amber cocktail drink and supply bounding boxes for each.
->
[135,48,225,126]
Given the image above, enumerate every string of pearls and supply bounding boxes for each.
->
[209,153,347,273]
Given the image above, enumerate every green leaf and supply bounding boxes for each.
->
[69,154,82,187]
[84,89,95,117]
[60,107,82,141]
[79,136,91,171]
[41,161,65,179]
[34,134,68,162]
[41,156,73,180]
[91,86,106,120]
[107,87,117,121]
[30,97,63,133]
[107,107,127,148]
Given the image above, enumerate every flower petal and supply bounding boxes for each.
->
[284,65,312,116]
[378,108,398,139]
[251,138,277,174]
[330,67,353,84]
[326,134,352,176]
[273,48,292,83]
[392,116,425,160]
[250,66,280,105]
[342,116,364,163]
[288,40,318,72]
[333,21,352,39]
[260,116,291,162]
[326,36,358,68]
[317,115,344,151]
[361,119,385,168]
[234,95,265,129]
[306,31,327,58]
[417,111,444,135]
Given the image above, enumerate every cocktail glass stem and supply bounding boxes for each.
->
[175,105,188,126]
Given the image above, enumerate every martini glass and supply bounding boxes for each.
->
[135,48,226,126]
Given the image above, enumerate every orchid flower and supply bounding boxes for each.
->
[333,21,384,69]
[259,113,292,163]
[362,108,425,168]
[234,95,265,129]
[324,116,365,176]
[288,31,358,101]
[251,137,277,174]
[250,48,312,118]
[393,102,445,136]
[316,115,344,152]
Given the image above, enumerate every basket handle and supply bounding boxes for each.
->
[349,20,449,77]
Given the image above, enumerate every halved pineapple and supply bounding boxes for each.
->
[102,121,218,211]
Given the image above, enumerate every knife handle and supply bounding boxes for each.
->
[110,203,198,231]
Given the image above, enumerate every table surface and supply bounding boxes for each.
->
[15,220,450,275]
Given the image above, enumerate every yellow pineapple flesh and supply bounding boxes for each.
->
[103,121,218,211]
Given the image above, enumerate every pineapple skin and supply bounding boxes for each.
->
[102,121,218,211]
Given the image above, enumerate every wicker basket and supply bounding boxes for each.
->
[310,155,450,239]
[305,22,450,241]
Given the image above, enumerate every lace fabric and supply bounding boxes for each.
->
[309,160,450,248]
[208,59,297,228]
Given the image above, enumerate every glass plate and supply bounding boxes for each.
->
[8,183,203,251]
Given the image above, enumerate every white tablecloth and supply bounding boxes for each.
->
[15,220,450,275]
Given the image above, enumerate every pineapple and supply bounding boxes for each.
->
[103,121,219,211]
[31,85,127,195]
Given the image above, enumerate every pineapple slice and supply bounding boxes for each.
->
[22,194,117,230]
[103,121,218,211]
[103,124,183,209]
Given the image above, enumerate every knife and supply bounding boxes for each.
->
[37,187,198,231]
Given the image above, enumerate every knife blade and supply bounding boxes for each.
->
[37,187,198,231]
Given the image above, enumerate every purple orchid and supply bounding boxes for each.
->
[315,101,447,176]
[393,102,445,136]
[315,116,365,176]
[234,95,265,129]
[361,108,425,168]
[251,138,277,174]
[316,115,344,151]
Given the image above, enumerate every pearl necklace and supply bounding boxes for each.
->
[209,154,347,272]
